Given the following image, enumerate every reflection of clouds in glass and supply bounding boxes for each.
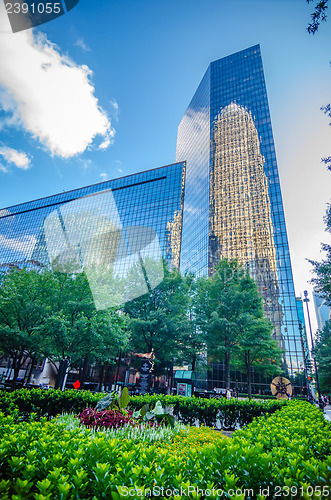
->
[0,234,36,256]
[176,106,210,190]
[184,204,200,215]
[87,229,163,310]
[176,101,210,275]
[42,189,163,309]
[0,209,11,217]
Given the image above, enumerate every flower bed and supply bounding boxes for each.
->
[0,401,329,499]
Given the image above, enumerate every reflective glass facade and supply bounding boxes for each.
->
[0,162,186,307]
[176,45,303,375]
[313,292,330,331]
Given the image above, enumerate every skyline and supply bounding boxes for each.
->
[0,0,330,332]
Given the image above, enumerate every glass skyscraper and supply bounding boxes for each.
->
[0,162,186,309]
[176,45,303,375]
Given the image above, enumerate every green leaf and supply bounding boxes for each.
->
[145,412,155,421]
[167,414,175,428]
[140,404,149,417]
[96,393,116,411]
[118,387,129,410]
[152,400,164,415]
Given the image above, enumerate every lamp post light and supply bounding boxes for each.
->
[298,321,309,398]
[303,290,324,410]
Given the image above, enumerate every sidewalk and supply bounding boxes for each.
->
[323,404,331,421]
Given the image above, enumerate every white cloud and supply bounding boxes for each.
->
[110,98,119,122]
[0,2,114,159]
[74,38,91,52]
[0,145,31,172]
[99,136,112,150]
[78,158,93,170]
[100,172,108,180]
[114,159,123,173]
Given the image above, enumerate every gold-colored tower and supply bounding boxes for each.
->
[210,103,283,344]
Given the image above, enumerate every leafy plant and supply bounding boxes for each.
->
[133,400,175,428]
[0,388,288,429]
[95,386,130,412]
[77,407,135,430]
[79,389,175,430]
[0,401,329,499]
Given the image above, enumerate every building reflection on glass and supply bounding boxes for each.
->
[166,164,186,269]
[0,163,186,309]
[209,102,284,348]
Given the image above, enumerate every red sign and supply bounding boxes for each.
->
[73,380,81,390]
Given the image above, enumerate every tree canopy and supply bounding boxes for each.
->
[315,320,331,392]
[310,204,331,305]
[306,0,328,34]
[196,259,280,390]
[124,261,191,364]
[0,268,129,388]
[306,0,331,168]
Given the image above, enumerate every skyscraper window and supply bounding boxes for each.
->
[176,45,303,375]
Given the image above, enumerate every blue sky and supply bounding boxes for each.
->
[0,0,330,325]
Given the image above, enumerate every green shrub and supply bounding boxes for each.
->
[0,401,329,499]
[0,388,103,418]
[129,394,287,429]
[0,389,287,429]
[238,393,276,399]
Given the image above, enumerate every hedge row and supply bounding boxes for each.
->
[0,389,287,429]
[0,401,329,499]
[0,388,100,418]
[129,394,287,429]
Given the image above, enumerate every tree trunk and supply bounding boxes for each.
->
[225,351,231,389]
[10,351,23,391]
[26,354,36,384]
[246,351,252,399]
[81,355,89,386]
[11,360,21,391]
[98,363,106,391]
[191,354,196,371]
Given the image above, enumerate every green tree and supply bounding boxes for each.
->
[0,268,129,389]
[124,261,190,365]
[315,320,331,392]
[40,271,129,383]
[310,204,331,303]
[306,0,328,34]
[306,0,331,168]
[198,259,268,390]
[234,316,282,398]
[0,268,55,389]
[176,273,207,371]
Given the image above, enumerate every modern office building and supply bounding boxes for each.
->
[0,162,186,309]
[313,292,330,331]
[176,44,303,375]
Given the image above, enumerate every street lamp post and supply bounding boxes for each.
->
[298,321,309,398]
[303,290,324,410]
